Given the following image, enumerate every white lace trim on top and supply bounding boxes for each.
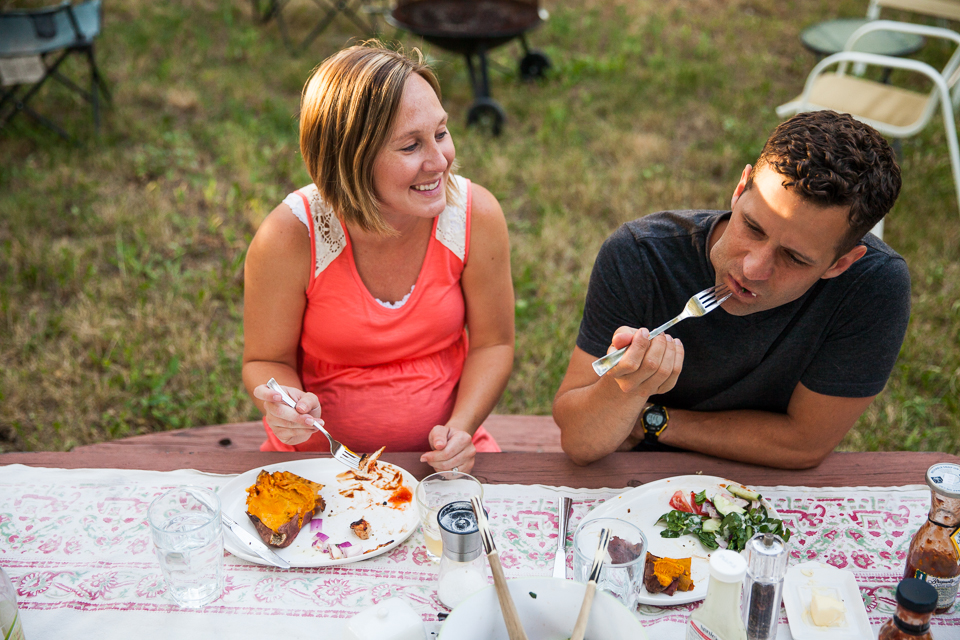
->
[376,284,415,309]
[435,174,468,262]
[284,176,468,301]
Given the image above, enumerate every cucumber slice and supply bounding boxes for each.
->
[701,518,722,533]
[727,484,762,501]
[713,494,746,516]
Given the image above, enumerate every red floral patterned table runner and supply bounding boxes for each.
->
[0,465,956,639]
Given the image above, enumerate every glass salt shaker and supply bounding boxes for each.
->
[436,501,488,609]
[0,567,26,640]
[879,578,938,639]
[741,532,788,640]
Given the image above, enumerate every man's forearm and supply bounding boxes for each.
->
[553,377,649,465]
[660,407,831,469]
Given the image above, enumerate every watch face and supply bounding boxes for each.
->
[646,412,665,428]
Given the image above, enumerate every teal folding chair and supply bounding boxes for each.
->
[0,0,111,141]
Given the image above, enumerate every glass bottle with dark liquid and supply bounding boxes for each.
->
[878,578,938,639]
[903,463,960,614]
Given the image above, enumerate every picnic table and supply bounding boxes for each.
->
[1,448,957,638]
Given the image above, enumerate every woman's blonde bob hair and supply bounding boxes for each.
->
[299,41,457,236]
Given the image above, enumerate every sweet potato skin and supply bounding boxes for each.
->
[245,470,325,548]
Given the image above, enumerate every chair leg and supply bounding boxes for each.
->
[938,92,960,217]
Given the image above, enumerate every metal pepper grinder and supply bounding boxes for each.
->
[436,501,488,609]
[741,532,788,640]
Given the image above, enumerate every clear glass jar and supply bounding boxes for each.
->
[0,567,26,640]
[686,550,748,640]
[878,578,937,639]
[903,463,960,614]
[436,501,488,609]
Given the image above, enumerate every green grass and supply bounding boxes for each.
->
[1,0,958,455]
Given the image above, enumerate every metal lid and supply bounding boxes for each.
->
[708,549,747,583]
[438,501,482,562]
[744,532,789,582]
[926,463,960,499]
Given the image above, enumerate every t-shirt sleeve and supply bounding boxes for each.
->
[576,227,645,358]
[800,255,911,398]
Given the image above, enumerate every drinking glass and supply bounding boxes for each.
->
[573,517,646,611]
[148,486,225,608]
[415,471,483,562]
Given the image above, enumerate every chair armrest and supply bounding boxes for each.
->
[847,19,960,47]
[791,50,951,115]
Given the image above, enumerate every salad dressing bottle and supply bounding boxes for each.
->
[903,463,960,613]
[686,550,748,640]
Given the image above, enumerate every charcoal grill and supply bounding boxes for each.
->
[388,0,550,135]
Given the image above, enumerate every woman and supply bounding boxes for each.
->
[242,42,515,474]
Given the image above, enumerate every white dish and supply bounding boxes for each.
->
[218,458,419,567]
[782,562,871,640]
[438,577,647,640]
[581,475,777,606]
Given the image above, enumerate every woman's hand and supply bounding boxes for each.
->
[420,426,476,474]
[253,383,322,446]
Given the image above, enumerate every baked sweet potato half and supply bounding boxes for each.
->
[245,470,325,548]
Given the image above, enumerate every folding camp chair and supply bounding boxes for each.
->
[252,0,385,54]
[0,0,111,141]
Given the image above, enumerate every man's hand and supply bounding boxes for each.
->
[607,327,685,396]
[421,426,477,474]
[552,329,685,465]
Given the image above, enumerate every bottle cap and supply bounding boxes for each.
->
[926,463,960,499]
[708,549,747,583]
[438,501,483,562]
[744,532,788,582]
[896,578,938,614]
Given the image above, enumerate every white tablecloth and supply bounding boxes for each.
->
[0,464,955,639]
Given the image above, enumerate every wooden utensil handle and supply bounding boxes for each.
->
[570,581,597,640]
[488,549,529,640]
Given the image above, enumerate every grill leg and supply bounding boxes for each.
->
[477,47,492,99]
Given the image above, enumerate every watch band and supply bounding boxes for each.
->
[642,404,669,443]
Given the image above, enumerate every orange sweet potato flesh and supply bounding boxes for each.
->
[245,470,325,548]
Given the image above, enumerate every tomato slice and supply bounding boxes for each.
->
[690,491,704,515]
[669,490,695,513]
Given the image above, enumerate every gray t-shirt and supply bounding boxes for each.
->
[577,210,911,415]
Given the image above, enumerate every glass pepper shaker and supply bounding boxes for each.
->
[741,532,788,640]
[0,567,26,640]
[436,501,488,609]
[903,463,960,613]
[879,578,938,639]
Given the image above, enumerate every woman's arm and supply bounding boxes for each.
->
[421,184,515,472]
[242,204,320,445]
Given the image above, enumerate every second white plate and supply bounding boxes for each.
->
[581,475,776,606]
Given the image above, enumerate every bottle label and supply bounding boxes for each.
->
[952,526,960,561]
[912,568,960,609]
[687,620,722,640]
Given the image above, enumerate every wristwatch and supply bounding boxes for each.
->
[641,404,669,443]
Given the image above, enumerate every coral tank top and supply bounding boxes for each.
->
[261,176,499,453]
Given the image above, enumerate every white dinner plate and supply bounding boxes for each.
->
[581,475,777,606]
[218,458,419,567]
[782,562,872,640]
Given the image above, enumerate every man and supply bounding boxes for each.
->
[553,110,910,469]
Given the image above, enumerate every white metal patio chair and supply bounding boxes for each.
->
[777,20,960,240]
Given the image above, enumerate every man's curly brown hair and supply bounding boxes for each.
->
[746,111,901,257]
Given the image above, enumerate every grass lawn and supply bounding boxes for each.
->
[1,0,958,455]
